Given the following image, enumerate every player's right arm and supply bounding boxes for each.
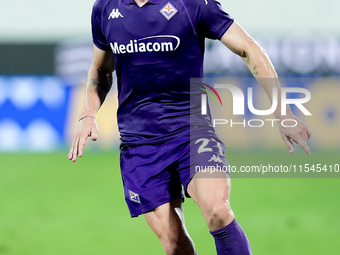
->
[68,45,115,162]
[219,22,311,155]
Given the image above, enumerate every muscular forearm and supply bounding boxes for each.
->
[80,66,113,118]
[220,23,292,118]
[69,46,115,161]
[220,22,311,155]
[242,42,292,118]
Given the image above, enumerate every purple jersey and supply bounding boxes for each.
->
[91,0,234,145]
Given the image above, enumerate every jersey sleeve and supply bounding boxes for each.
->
[91,0,111,51]
[196,0,234,40]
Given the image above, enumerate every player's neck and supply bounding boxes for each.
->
[134,0,149,7]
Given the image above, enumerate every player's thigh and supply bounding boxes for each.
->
[187,136,232,210]
[187,172,234,229]
[187,173,231,209]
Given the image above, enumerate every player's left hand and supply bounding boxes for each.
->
[277,113,312,155]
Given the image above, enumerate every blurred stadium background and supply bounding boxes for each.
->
[0,0,339,254]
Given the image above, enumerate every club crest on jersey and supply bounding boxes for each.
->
[160,2,178,20]
[129,190,141,204]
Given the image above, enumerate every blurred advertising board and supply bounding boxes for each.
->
[0,75,120,152]
[0,76,71,151]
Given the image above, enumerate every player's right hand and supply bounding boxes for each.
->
[68,116,98,162]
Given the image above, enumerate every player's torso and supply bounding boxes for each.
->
[97,0,210,143]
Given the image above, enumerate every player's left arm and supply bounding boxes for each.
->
[219,22,312,155]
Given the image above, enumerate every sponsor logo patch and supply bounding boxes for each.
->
[110,35,180,54]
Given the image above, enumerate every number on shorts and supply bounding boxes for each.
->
[195,138,223,154]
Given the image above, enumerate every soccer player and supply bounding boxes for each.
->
[68,0,311,254]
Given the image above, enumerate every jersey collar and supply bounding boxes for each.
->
[122,0,161,5]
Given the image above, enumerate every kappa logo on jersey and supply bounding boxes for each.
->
[160,2,178,20]
[108,9,123,19]
[208,155,224,164]
[129,190,141,204]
